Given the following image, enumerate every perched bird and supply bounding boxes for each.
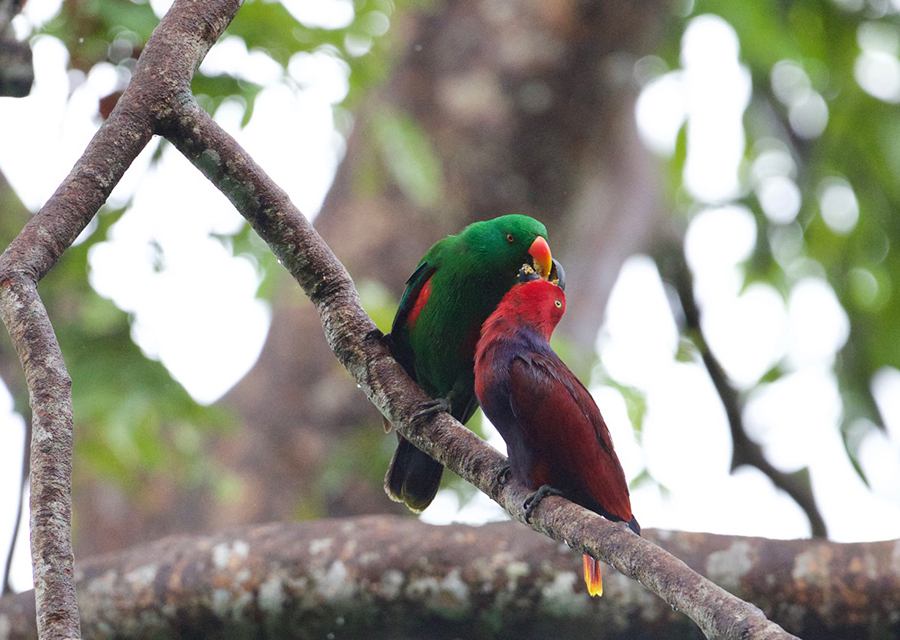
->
[385,214,563,512]
[474,275,639,597]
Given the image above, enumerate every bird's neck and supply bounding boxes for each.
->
[478,308,553,351]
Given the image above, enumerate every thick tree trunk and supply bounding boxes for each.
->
[0,516,892,639]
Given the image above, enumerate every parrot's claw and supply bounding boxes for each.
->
[411,397,452,428]
[524,485,564,523]
[495,465,511,488]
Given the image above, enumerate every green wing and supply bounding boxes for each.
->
[387,258,437,380]
[384,255,442,512]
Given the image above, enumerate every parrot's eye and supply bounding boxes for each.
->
[506,233,515,243]
[554,300,562,308]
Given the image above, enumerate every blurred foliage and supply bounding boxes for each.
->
[658,0,900,481]
[358,278,397,334]
[370,107,445,208]
[1,0,414,507]
[39,208,232,493]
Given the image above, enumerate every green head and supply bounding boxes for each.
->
[403,213,561,398]
[457,214,556,282]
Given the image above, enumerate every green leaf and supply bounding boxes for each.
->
[192,74,263,124]
[675,337,699,363]
[227,0,347,66]
[371,107,445,208]
[593,372,648,440]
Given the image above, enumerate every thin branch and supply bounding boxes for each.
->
[1,423,28,596]
[1,516,895,639]
[658,242,828,538]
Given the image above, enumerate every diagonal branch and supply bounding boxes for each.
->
[161,99,797,639]
[657,242,828,538]
[0,1,800,638]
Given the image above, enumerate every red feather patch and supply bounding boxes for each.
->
[406,276,433,329]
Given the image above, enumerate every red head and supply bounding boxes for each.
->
[481,279,566,342]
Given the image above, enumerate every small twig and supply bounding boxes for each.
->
[659,242,828,538]
[1,420,29,596]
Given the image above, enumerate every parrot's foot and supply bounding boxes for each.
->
[524,485,564,523]
[494,465,511,489]
[411,397,452,427]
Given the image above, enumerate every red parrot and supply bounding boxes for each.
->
[474,275,640,597]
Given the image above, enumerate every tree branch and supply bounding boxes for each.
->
[657,243,828,538]
[0,169,33,600]
[0,1,799,638]
[0,284,76,639]
[0,517,894,639]
[158,67,796,640]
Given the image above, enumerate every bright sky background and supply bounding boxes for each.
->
[2,2,900,593]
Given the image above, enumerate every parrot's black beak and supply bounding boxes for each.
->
[550,258,565,291]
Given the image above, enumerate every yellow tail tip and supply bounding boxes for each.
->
[582,554,603,597]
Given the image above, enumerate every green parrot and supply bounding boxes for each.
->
[384,214,563,512]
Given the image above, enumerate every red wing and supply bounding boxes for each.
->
[507,352,633,522]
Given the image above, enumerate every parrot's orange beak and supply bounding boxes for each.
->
[528,236,553,280]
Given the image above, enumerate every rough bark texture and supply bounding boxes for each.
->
[0,283,77,640]
[0,171,31,599]
[1,517,894,639]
